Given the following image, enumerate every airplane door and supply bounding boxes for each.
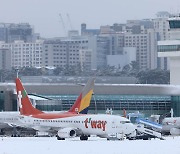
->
[109,119,123,139]
[112,120,116,129]
[117,120,123,134]
[111,119,118,132]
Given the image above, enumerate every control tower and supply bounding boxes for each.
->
[158,15,180,85]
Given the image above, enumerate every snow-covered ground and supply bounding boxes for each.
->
[0,136,180,154]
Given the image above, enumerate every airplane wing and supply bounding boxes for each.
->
[0,121,22,128]
[31,125,83,137]
[31,125,57,132]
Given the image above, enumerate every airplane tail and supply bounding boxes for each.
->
[15,78,44,116]
[68,77,95,114]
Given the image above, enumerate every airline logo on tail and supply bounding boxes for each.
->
[16,77,95,115]
[17,91,22,109]
[68,78,95,114]
[16,78,44,115]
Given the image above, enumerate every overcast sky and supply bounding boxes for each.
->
[0,0,180,38]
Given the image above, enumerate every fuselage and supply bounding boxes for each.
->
[18,113,136,137]
[162,117,180,132]
[0,112,26,128]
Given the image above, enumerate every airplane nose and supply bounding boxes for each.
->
[126,123,136,134]
[123,123,136,138]
[130,123,136,130]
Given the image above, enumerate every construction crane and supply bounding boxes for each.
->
[59,13,66,36]
[66,13,74,30]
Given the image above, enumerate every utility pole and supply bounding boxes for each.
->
[93,92,97,114]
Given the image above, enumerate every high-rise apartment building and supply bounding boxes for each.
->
[153,11,170,40]
[42,37,92,70]
[124,28,157,70]
[79,49,92,71]
[81,23,100,36]
[0,40,43,68]
[0,48,11,70]
[88,33,126,70]
[107,20,158,70]
[0,23,40,43]
[85,21,157,70]
[88,35,111,70]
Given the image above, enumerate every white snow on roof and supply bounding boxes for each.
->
[28,95,48,101]
[0,136,180,154]
[158,40,180,46]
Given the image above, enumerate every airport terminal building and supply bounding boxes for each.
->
[0,82,180,117]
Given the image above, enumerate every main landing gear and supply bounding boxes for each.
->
[56,134,89,141]
[56,135,65,140]
[80,135,88,140]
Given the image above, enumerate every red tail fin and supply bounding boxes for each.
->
[16,78,43,115]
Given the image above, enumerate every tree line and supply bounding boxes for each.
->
[0,62,170,84]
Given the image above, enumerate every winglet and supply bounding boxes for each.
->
[15,78,44,115]
[68,77,95,114]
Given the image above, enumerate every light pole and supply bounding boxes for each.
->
[93,92,97,114]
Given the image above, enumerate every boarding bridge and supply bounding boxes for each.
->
[136,118,162,130]
[135,124,164,140]
[135,118,164,140]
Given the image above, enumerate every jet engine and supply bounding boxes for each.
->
[170,128,180,135]
[57,128,76,138]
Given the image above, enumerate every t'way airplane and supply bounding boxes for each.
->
[16,78,136,140]
[0,77,95,133]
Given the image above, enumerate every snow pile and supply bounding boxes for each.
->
[0,136,180,154]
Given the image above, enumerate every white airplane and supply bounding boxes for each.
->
[162,117,180,135]
[161,109,180,135]
[0,77,95,135]
[16,78,136,140]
